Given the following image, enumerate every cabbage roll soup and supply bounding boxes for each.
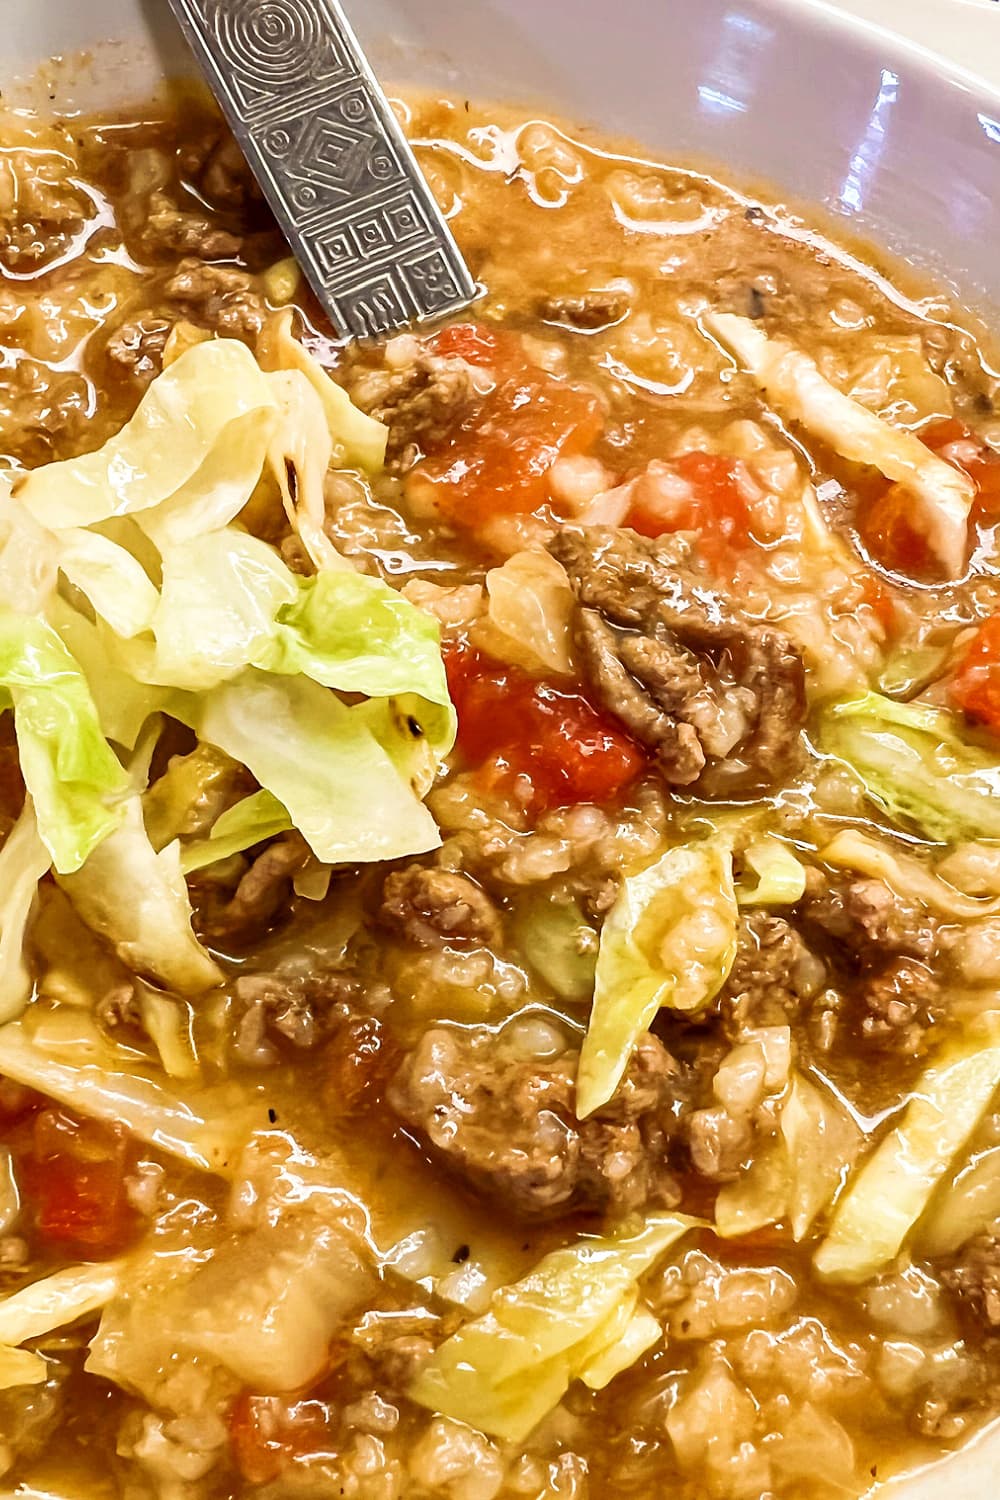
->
[5,86,1000,1500]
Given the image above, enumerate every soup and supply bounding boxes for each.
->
[2,85,1000,1500]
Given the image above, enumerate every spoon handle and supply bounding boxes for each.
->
[165,0,477,340]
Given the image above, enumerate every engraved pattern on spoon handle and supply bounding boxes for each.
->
[165,0,477,340]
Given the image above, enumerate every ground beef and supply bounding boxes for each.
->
[104,314,172,385]
[379,866,500,948]
[856,958,941,1055]
[718,913,827,1035]
[177,131,265,215]
[163,259,266,340]
[944,1235,1000,1332]
[140,189,243,260]
[342,336,481,471]
[799,871,938,963]
[389,1027,684,1220]
[233,969,368,1062]
[538,290,630,329]
[195,833,311,946]
[548,527,806,793]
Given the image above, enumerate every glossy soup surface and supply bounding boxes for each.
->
[2,87,1000,1500]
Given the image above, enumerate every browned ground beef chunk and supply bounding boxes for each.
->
[196,833,310,945]
[177,131,265,214]
[548,527,806,793]
[104,315,172,385]
[163,259,266,339]
[538,290,630,329]
[799,870,942,1052]
[856,957,941,1055]
[799,869,938,962]
[140,189,243,259]
[944,1235,1000,1332]
[379,866,500,947]
[719,912,827,1033]
[342,341,481,471]
[234,968,369,1059]
[389,1027,683,1219]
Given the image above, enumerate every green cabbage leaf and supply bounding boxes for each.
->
[819,692,1000,843]
[409,1212,700,1442]
[577,841,738,1118]
[0,609,130,873]
[815,1016,1000,1281]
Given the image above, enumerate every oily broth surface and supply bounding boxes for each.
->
[1,88,1000,1499]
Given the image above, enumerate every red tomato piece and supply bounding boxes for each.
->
[922,417,1000,518]
[627,452,754,561]
[857,481,939,580]
[229,1394,332,1485]
[19,1109,138,1255]
[446,649,645,815]
[428,321,501,369]
[861,419,1000,578]
[856,568,898,637]
[412,329,603,524]
[951,615,1000,731]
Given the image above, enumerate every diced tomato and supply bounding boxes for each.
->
[859,418,1000,578]
[428,320,501,369]
[951,615,1000,731]
[856,568,898,637]
[446,648,645,816]
[857,481,939,580]
[627,452,754,562]
[411,327,603,525]
[229,1393,332,1485]
[18,1108,139,1255]
[922,417,1000,518]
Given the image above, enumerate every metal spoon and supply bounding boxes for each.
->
[165,0,477,340]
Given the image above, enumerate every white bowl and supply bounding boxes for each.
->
[4,2,1000,1497]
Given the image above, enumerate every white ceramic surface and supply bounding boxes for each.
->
[4,2,1000,1497]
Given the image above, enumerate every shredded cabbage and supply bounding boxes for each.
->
[510,896,598,1003]
[0,1260,124,1346]
[578,842,738,1118]
[815,1016,1000,1281]
[0,1344,47,1389]
[58,796,221,995]
[737,835,808,907]
[0,1020,264,1173]
[821,828,1000,920]
[185,670,444,865]
[479,550,575,674]
[180,789,293,875]
[919,1143,1000,1257]
[819,691,1000,842]
[717,1071,860,1241]
[0,800,53,1025]
[17,340,279,536]
[409,1212,699,1442]
[0,609,130,873]
[707,313,974,576]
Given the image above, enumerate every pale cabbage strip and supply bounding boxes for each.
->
[0,799,52,1025]
[0,610,131,874]
[409,1213,699,1442]
[819,692,1000,843]
[180,790,293,876]
[0,1021,261,1173]
[577,842,738,1118]
[57,796,222,995]
[0,1259,124,1390]
[16,340,279,534]
[814,1017,1000,1281]
[736,835,807,907]
[258,307,388,474]
[821,828,1000,921]
[184,670,443,865]
[716,1072,861,1241]
[706,312,974,577]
